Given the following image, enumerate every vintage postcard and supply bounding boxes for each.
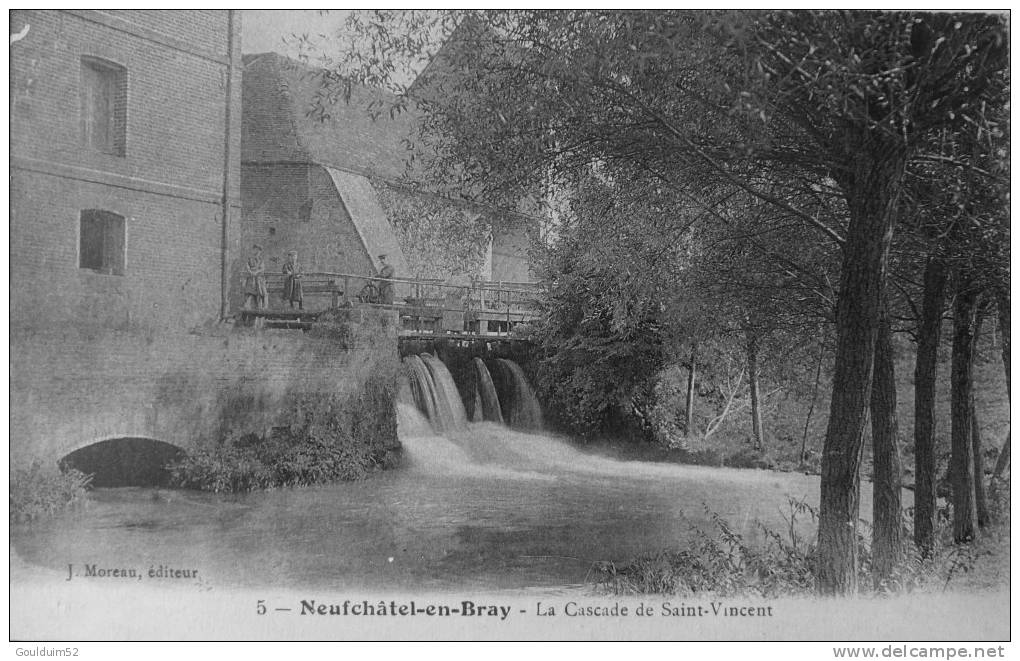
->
[9,9,1011,646]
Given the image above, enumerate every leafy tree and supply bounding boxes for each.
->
[315,9,1007,594]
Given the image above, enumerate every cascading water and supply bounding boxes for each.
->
[470,390,483,422]
[403,352,541,434]
[495,358,544,431]
[396,401,434,437]
[473,357,504,424]
[420,353,468,431]
[404,355,441,428]
[403,353,467,432]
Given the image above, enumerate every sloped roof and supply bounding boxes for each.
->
[326,167,409,277]
[242,52,417,180]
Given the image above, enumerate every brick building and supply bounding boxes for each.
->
[240,51,537,309]
[9,10,246,466]
[10,10,242,332]
[9,12,402,474]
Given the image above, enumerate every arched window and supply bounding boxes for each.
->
[79,209,125,275]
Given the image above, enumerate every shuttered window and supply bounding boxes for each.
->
[79,210,125,275]
[81,57,127,156]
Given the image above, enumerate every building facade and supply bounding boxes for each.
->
[9,10,252,465]
[10,10,242,333]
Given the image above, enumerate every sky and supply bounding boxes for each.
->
[241,9,435,86]
[242,9,351,58]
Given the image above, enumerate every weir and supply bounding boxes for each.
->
[401,352,541,436]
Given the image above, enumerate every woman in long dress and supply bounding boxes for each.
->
[243,244,268,310]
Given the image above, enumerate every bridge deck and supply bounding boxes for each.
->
[242,271,540,334]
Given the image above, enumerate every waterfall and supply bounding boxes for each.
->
[496,358,544,431]
[473,357,504,424]
[404,355,441,428]
[420,353,468,431]
[402,353,540,434]
[471,388,484,423]
[396,402,434,437]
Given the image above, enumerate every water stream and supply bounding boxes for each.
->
[473,357,504,424]
[10,356,827,593]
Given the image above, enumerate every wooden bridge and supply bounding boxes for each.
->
[237,270,541,338]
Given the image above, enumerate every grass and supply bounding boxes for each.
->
[10,460,92,524]
[589,487,1010,598]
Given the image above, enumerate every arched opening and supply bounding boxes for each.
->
[59,438,185,487]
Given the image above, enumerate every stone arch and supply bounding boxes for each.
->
[59,437,187,487]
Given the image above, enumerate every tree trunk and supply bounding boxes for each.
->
[950,274,979,543]
[800,339,826,465]
[748,333,765,451]
[912,256,947,556]
[997,286,1010,400]
[870,301,902,587]
[817,148,904,596]
[972,397,989,527]
[684,343,698,441]
[991,287,1010,483]
[971,308,989,527]
[992,430,1010,482]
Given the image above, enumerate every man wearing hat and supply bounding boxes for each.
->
[377,254,395,305]
[282,250,304,310]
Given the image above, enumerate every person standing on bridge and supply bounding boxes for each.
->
[243,244,268,311]
[282,250,304,310]
[377,254,395,305]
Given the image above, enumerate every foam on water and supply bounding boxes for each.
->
[397,353,806,491]
[396,408,816,494]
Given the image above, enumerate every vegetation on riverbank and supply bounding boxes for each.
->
[168,374,400,493]
[591,487,1010,597]
[10,460,92,524]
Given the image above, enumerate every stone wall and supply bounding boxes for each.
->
[10,309,400,465]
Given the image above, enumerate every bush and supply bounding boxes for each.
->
[10,460,92,524]
[168,430,387,493]
[168,376,400,493]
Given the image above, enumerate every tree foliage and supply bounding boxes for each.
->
[313,9,1008,595]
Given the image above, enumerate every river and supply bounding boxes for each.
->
[11,405,828,593]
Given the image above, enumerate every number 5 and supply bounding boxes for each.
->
[257,600,266,615]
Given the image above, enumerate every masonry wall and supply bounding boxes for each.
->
[238,163,377,309]
[10,310,400,464]
[8,12,403,472]
[10,9,242,332]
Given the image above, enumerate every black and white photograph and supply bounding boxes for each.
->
[8,8,1012,646]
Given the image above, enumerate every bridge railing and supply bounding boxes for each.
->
[256,271,542,318]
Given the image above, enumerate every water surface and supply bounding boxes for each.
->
[12,408,827,592]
